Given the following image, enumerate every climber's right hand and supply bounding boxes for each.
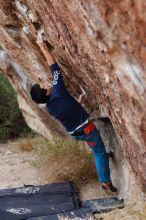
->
[36,29,44,48]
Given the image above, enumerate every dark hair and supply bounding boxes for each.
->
[30,84,49,104]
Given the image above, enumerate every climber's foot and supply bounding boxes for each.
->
[101,182,117,193]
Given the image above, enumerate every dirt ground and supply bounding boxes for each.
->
[0,142,43,189]
[0,141,107,201]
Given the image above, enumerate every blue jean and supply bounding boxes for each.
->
[72,123,111,182]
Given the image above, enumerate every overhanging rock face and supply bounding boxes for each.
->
[0,0,146,200]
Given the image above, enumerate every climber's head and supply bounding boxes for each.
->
[30,83,51,104]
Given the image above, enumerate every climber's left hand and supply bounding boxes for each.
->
[78,93,86,104]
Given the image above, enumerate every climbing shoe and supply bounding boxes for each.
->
[101,182,117,193]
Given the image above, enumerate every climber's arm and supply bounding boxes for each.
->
[36,31,55,66]
[36,31,67,93]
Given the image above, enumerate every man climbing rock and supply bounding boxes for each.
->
[30,31,117,193]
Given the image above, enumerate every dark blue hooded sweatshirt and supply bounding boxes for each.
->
[46,63,89,133]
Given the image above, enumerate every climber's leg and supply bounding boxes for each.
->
[84,124,110,182]
[72,122,117,192]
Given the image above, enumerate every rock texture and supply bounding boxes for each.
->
[0,0,146,200]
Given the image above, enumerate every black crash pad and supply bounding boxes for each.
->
[0,182,77,198]
[0,182,80,220]
[82,197,124,213]
[0,182,124,220]
[27,207,93,220]
[0,210,21,220]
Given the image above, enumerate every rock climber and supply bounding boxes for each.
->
[30,31,117,193]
